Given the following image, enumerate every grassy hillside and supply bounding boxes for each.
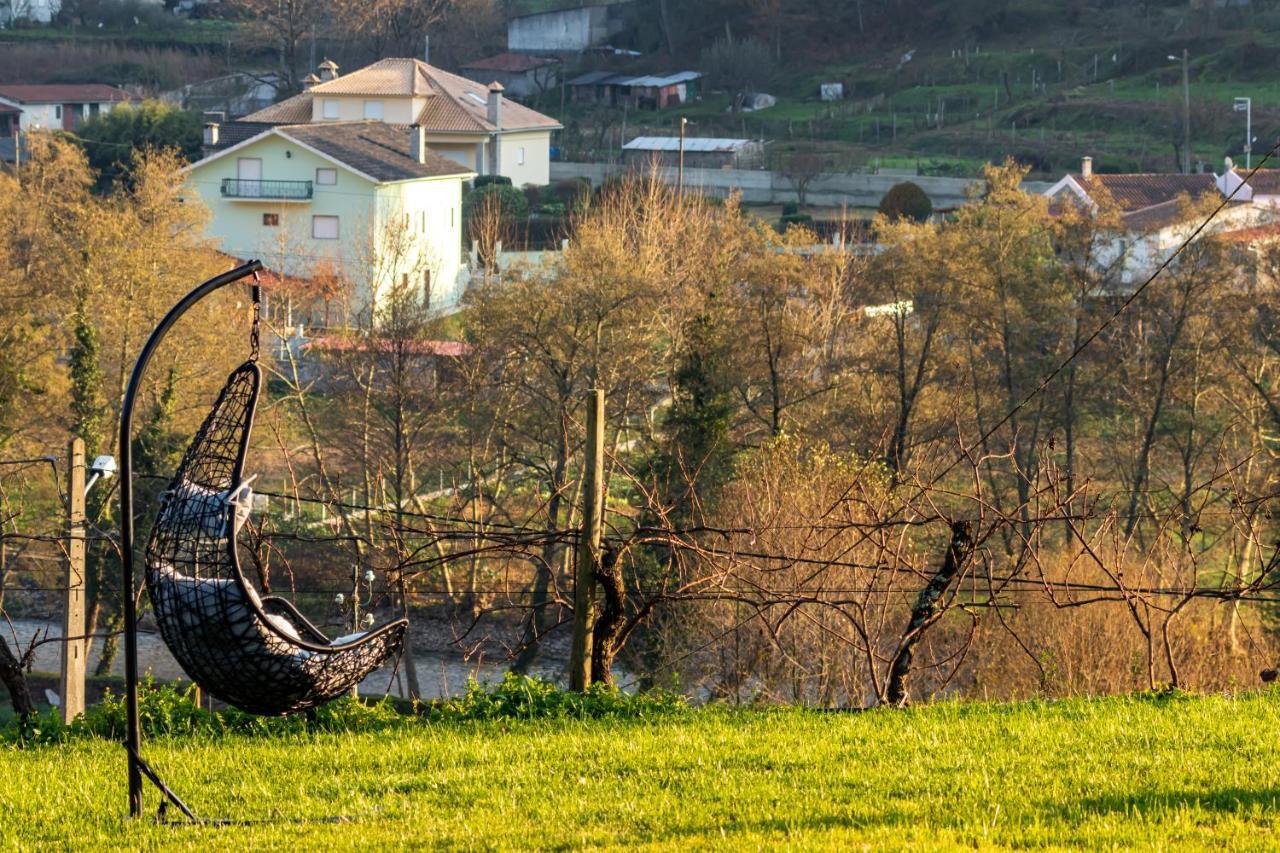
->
[556,2,1280,179]
[5,690,1280,848]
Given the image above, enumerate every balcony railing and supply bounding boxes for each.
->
[221,178,313,200]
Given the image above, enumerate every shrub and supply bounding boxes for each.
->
[1,676,684,747]
[878,181,933,222]
[465,183,530,221]
[781,202,800,216]
[474,174,513,188]
[778,212,814,231]
[77,100,203,191]
[430,673,686,721]
[522,183,543,210]
[551,177,591,206]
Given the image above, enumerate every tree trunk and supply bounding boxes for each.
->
[885,520,974,707]
[590,545,624,685]
[0,635,35,721]
[514,426,570,672]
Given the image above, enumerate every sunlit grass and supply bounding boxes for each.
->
[4,690,1280,849]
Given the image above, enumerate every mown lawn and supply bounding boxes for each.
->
[4,691,1280,850]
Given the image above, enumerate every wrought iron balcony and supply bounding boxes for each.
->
[221,178,313,201]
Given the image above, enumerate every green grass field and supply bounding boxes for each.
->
[5,690,1280,849]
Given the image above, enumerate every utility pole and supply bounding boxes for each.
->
[61,438,86,725]
[677,117,687,200]
[1169,49,1190,174]
[568,389,605,692]
[1181,48,1190,174]
[1235,96,1252,170]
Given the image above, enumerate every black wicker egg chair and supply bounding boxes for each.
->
[118,260,407,819]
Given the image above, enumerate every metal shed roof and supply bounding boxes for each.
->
[568,70,703,87]
[624,136,752,152]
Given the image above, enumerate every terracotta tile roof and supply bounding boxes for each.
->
[461,52,559,73]
[310,57,437,96]
[1079,173,1217,211]
[242,58,561,134]
[1215,222,1280,243]
[1234,167,1280,195]
[0,83,131,103]
[240,92,313,123]
[304,336,471,357]
[213,120,279,148]
[274,121,475,182]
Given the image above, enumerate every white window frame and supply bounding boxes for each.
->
[315,168,337,186]
[518,146,526,166]
[363,100,383,120]
[262,213,279,227]
[312,215,339,240]
[322,99,340,119]
[54,105,62,119]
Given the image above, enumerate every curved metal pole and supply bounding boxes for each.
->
[119,259,262,818]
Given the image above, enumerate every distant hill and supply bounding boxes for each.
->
[546,0,1280,178]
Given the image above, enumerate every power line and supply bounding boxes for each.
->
[925,138,1280,489]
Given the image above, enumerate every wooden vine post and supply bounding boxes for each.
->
[61,437,87,724]
[569,389,605,692]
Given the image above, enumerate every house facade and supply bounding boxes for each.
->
[0,84,131,135]
[223,58,561,186]
[1044,156,1280,289]
[183,121,474,315]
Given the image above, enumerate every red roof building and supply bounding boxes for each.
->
[0,83,131,135]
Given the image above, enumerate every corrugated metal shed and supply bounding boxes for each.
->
[624,136,752,152]
[568,71,703,87]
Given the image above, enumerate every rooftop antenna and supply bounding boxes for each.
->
[424,34,430,64]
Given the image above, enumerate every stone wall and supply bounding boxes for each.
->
[549,162,1054,209]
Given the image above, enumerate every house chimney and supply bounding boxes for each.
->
[302,73,321,92]
[203,122,220,148]
[424,34,430,64]
[487,81,504,128]
[410,123,427,164]
[1081,156,1093,179]
[318,58,339,82]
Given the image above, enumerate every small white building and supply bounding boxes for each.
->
[183,121,475,315]
[507,2,632,53]
[0,84,131,136]
[622,136,763,169]
[460,53,560,100]
[2,0,61,24]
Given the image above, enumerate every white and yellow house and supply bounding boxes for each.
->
[183,121,475,313]
[223,58,561,187]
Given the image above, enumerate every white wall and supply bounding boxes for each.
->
[3,0,61,23]
[499,130,552,186]
[8,99,121,131]
[551,161,1054,208]
[310,94,428,125]
[507,6,610,52]
[374,178,466,311]
[185,132,469,314]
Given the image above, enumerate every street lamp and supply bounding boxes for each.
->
[1168,50,1190,173]
[84,454,116,495]
[1234,96,1253,170]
